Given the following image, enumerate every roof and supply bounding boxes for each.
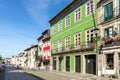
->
[37,35,43,41]
[37,29,50,41]
[49,0,82,25]
[24,44,38,51]
[42,29,49,35]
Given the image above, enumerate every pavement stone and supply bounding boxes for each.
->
[5,65,42,80]
[0,68,5,80]
[22,69,119,80]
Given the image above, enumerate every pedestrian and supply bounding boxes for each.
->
[38,62,41,70]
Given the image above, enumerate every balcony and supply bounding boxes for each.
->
[102,34,120,48]
[51,42,95,54]
[99,7,120,24]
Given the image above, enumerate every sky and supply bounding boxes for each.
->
[0,0,73,58]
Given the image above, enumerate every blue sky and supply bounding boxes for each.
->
[0,0,73,58]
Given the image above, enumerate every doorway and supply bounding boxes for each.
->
[66,56,70,71]
[58,57,62,71]
[75,55,81,73]
[85,55,96,74]
[53,57,56,70]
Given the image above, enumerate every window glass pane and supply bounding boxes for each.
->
[106,54,114,69]
[109,27,113,37]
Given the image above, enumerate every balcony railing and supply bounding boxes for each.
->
[102,33,120,48]
[52,42,96,54]
[99,7,120,24]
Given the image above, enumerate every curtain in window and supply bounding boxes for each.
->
[109,27,113,37]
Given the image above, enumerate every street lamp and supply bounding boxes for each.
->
[94,28,99,76]
[0,55,2,60]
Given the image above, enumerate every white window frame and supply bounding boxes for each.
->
[52,42,57,52]
[53,24,57,34]
[86,28,94,48]
[58,40,62,52]
[86,0,94,16]
[65,15,70,27]
[65,36,70,49]
[58,20,62,31]
[74,32,81,48]
[74,7,81,22]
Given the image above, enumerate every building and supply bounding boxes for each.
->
[37,29,51,70]
[24,44,38,69]
[98,0,120,76]
[17,52,25,68]
[49,0,99,75]
[11,56,18,67]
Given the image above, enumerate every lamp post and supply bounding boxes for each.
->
[0,55,2,60]
[94,28,99,76]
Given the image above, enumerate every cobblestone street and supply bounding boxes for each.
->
[0,65,119,80]
[23,69,119,80]
[5,66,42,80]
[0,68,5,80]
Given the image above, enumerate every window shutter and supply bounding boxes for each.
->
[119,0,120,15]
[104,5,108,20]
[108,2,113,19]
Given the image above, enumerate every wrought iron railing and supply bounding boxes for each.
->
[102,33,120,47]
[51,42,96,54]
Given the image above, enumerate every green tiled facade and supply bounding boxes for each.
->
[50,0,98,74]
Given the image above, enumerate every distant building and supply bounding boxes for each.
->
[24,44,38,69]
[37,29,51,70]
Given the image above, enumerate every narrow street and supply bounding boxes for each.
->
[5,65,42,80]
[0,65,118,80]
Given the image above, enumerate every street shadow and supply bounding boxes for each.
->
[25,72,45,80]
[0,68,5,80]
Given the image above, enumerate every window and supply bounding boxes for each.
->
[52,42,56,53]
[86,0,94,15]
[104,2,113,21]
[86,29,94,43]
[74,32,81,47]
[58,40,62,52]
[65,15,70,27]
[106,54,114,69]
[52,25,56,34]
[75,8,81,21]
[119,25,120,34]
[58,20,62,31]
[119,0,120,15]
[65,36,70,49]
[104,27,113,38]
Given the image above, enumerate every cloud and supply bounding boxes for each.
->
[23,0,51,27]
[23,0,72,28]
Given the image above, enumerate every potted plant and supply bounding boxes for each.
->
[113,71,118,78]
[116,34,120,42]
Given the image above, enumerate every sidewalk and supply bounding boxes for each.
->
[0,67,5,80]
[22,69,119,80]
